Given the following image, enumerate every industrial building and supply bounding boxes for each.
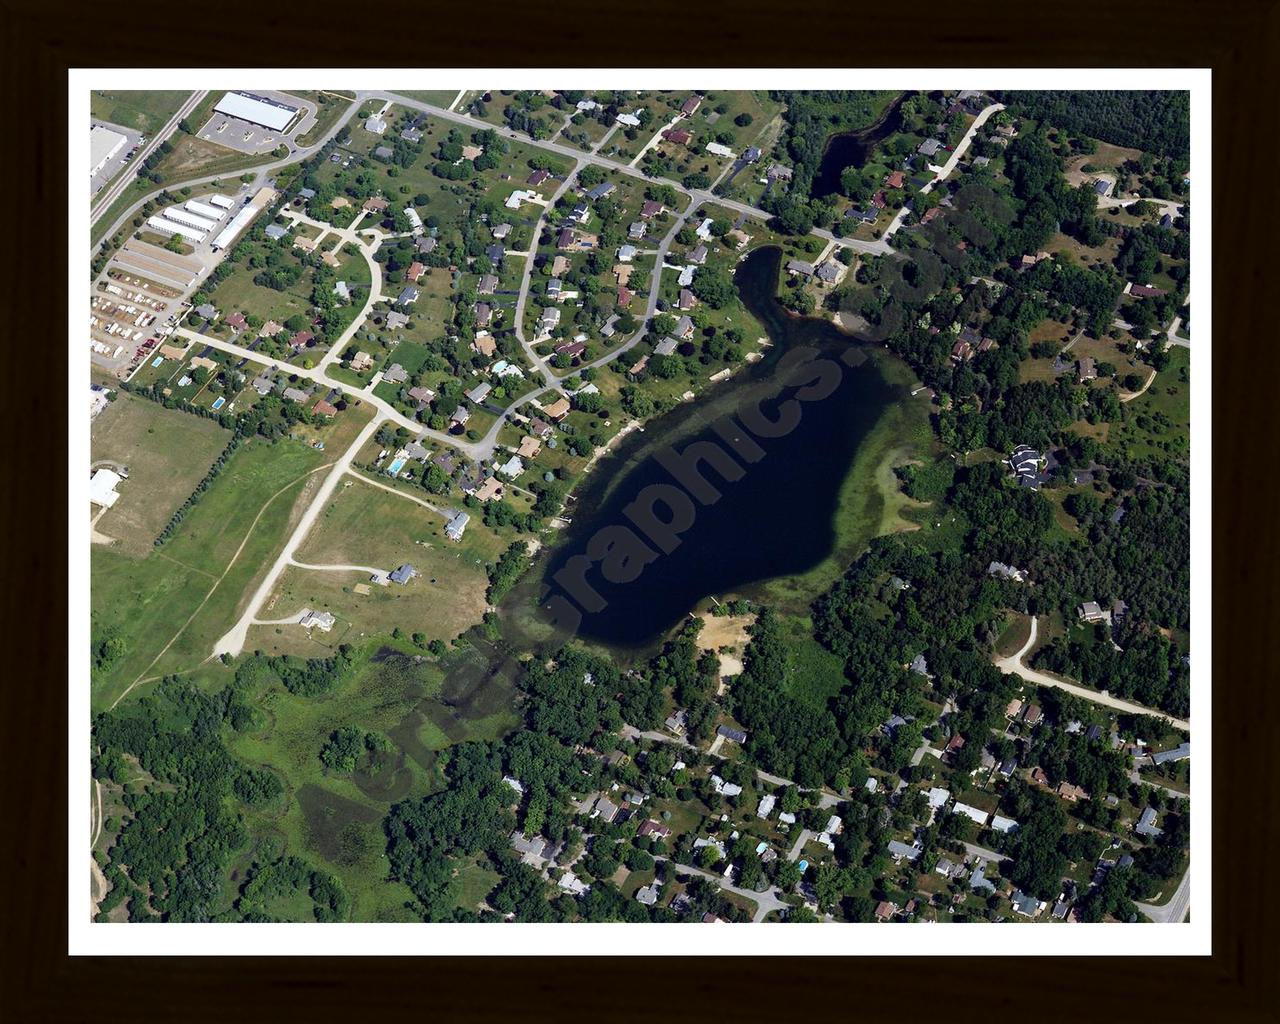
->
[211,186,277,251]
[90,125,127,177]
[163,206,218,233]
[184,199,226,221]
[212,92,299,133]
[207,194,236,210]
[146,216,206,243]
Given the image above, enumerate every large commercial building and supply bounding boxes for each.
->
[90,125,127,177]
[213,92,299,133]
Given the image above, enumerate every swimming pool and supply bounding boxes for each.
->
[151,356,164,367]
[211,396,225,410]
[387,457,406,475]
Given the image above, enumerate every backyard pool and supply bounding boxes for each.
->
[387,457,406,475]
[211,396,225,410]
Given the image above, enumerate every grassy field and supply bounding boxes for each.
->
[292,476,497,638]
[92,90,190,135]
[152,134,275,186]
[1108,346,1190,462]
[207,251,317,325]
[91,392,231,556]
[296,93,354,147]
[90,407,372,710]
[393,91,462,108]
[778,614,849,709]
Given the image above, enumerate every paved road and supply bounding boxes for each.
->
[1137,866,1191,923]
[995,616,1191,732]
[91,90,208,224]
[960,840,1006,863]
[213,414,383,657]
[666,859,790,922]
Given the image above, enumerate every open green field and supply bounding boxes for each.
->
[293,475,497,633]
[296,93,353,147]
[207,251,317,325]
[90,408,372,711]
[91,392,231,556]
[92,90,190,135]
[151,134,275,186]
[1108,346,1190,462]
[393,91,461,109]
[778,614,849,710]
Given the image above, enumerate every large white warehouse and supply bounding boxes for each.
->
[90,125,127,177]
[147,216,206,243]
[213,92,299,132]
[206,194,236,210]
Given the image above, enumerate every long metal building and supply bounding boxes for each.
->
[184,199,226,221]
[163,207,218,233]
[146,216,206,243]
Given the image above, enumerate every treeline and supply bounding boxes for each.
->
[486,541,530,604]
[153,434,243,546]
[998,90,1190,160]
[233,646,357,698]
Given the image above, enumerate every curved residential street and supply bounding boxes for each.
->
[995,616,1191,732]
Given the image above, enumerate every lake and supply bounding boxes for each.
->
[529,246,903,652]
[811,92,909,198]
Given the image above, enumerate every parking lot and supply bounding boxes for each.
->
[195,91,316,154]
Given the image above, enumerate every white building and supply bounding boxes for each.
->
[207,194,236,210]
[184,199,226,222]
[146,216,205,244]
[90,126,127,177]
[163,206,219,233]
[89,469,123,509]
[214,92,299,133]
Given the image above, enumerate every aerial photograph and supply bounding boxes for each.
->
[85,83,1194,930]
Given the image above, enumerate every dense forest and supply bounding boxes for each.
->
[998,90,1191,160]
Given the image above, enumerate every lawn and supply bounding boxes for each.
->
[90,407,372,710]
[92,90,190,135]
[90,392,231,556]
[207,252,317,326]
[778,615,849,710]
[152,134,277,185]
[292,475,497,637]
[296,93,353,147]
[1107,346,1190,462]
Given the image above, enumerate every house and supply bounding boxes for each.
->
[1057,782,1089,803]
[1022,704,1042,726]
[716,724,747,744]
[926,787,951,812]
[635,884,661,907]
[1006,697,1024,719]
[640,200,665,219]
[757,794,777,819]
[299,609,335,632]
[786,259,815,277]
[477,274,498,295]
[743,146,761,163]
[543,397,571,422]
[815,262,841,285]
[674,316,695,340]
[1130,283,1166,298]
[972,155,991,169]
[288,330,313,351]
[705,142,734,158]
[451,406,471,427]
[945,734,966,756]
[474,477,504,502]
[617,286,634,308]
[529,417,553,439]
[397,286,419,306]
[389,563,416,585]
[654,337,678,357]
[936,857,965,879]
[472,333,496,358]
[312,398,338,418]
[1031,766,1050,786]
[677,288,696,311]
[909,653,929,677]
[875,901,897,922]
[637,819,672,840]
[334,281,352,302]
[570,201,590,224]
[416,236,438,255]
[951,801,989,826]
[662,127,692,146]
[89,468,124,509]
[406,262,426,282]
[687,244,708,265]
[1007,444,1045,486]
[886,840,921,862]
[386,311,409,331]
[988,561,1027,583]
[1136,807,1163,837]
[226,312,248,332]
[970,862,997,894]
[558,872,589,897]
[1017,251,1051,270]
[407,386,434,407]
[1150,741,1191,766]
[991,815,1019,834]
[884,170,906,189]
[918,138,943,157]
[1077,357,1097,382]
[1160,213,1173,228]
[617,244,637,263]
[497,455,524,479]
[383,363,409,385]
[585,182,616,201]
[951,340,974,362]
[491,222,511,240]
[264,224,288,241]
[710,775,742,797]
[627,221,647,241]
[194,303,219,321]
[250,374,275,397]
[527,168,549,187]
[402,126,422,144]
[767,163,794,182]
[466,382,492,405]
[373,145,393,160]
[615,112,641,128]
[1011,891,1043,917]
[538,307,561,333]
[474,303,492,328]
[1078,601,1111,625]
[593,795,621,822]
[365,114,387,134]
[726,229,750,249]
[1093,178,1113,197]
[680,96,701,117]
[556,228,576,249]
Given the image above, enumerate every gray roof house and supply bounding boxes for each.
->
[383,363,409,384]
[1136,807,1163,837]
[397,286,419,305]
[389,563,416,585]
[887,840,922,862]
[716,725,747,744]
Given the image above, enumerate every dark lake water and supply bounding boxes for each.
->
[530,246,901,651]
[811,92,909,198]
